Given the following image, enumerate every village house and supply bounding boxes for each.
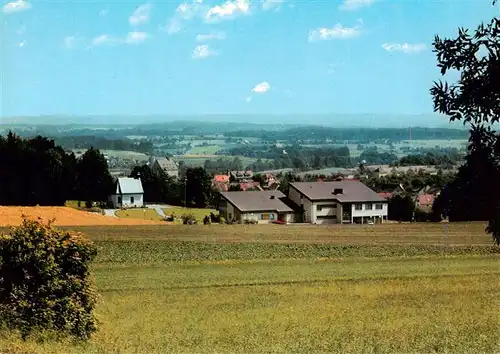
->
[219,190,295,224]
[229,170,253,182]
[416,194,435,211]
[109,177,144,208]
[288,181,388,224]
[212,172,263,192]
[150,157,179,178]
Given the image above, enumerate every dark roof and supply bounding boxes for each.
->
[220,190,294,213]
[155,158,178,170]
[290,181,385,203]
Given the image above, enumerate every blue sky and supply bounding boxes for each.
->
[1,0,497,117]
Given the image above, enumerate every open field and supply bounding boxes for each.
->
[0,207,165,226]
[115,207,216,223]
[55,222,493,245]
[1,223,499,353]
[186,145,224,155]
[398,139,467,149]
[115,208,164,221]
[163,206,216,221]
[175,155,261,167]
[72,149,150,161]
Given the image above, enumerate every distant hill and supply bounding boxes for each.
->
[0,114,468,129]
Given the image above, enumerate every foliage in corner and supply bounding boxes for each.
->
[430,0,500,244]
[0,217,98,340]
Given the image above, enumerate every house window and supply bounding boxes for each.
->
[130,196,135,204]
[376,204,383,210]
[118,196,122,204]
[354,203,363,210]
[365,203,373,210]
[261,213,269,220]
[317,204,336,211]
[228,213,232,220]
[270,213,275,220]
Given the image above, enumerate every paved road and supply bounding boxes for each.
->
[104,209,118,217]
[104,205,168,219]
[146,204,168,218]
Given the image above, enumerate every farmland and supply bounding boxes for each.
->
[1,222,499,353]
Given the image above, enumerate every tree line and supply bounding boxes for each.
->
[53,135,154,154]
[0,132,114,207]
[223,127,469,142]
[218,145,352,171]
[0,132,217,209]
[391,150,463,167]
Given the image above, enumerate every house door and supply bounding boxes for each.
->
[278,213,285,222]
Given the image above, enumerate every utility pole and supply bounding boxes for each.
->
[184,177,187,208]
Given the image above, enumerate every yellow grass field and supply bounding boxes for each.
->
[1,222,499,353]
[0,206,165,226]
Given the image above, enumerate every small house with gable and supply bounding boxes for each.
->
[109,177,144,208]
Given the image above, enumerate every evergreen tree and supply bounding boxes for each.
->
[76,148,113,207]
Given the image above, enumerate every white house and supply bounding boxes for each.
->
[288,181,388,224]
[109,177,144,208]
[219,190,295,224]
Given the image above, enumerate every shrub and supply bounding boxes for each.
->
[0,217,98,340]
[181,213,197,225]
[244,219,258,225]
[218,216,226,224]
[87,207,103,214]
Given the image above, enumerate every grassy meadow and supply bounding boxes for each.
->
[1,223,499,353]
[115,208,164,221]
[115,207,216,223]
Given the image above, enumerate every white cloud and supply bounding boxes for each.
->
[339,0,374,11]
[196,31,226,42]
[177,0,204,19]
[308,22,362,42]
[90,32,150,47]
[124,31,150,44]
[246,96,252,103]
[64,36,76,49]
[252,81,271,94]
[205,0,250,22]
[90,34,119,46]
[92,35,112,46]
[2,0,31,13]
[161,0,205,35]
[129,3,152,26]
[161,20,182,34]
[18,40,26,47]
[382,42,426,54]
[261,0,284,11]
[192,44,218,59]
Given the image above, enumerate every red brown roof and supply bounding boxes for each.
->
[378,192,393,200]
[417,194,435,206]
[213,175,229,183]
